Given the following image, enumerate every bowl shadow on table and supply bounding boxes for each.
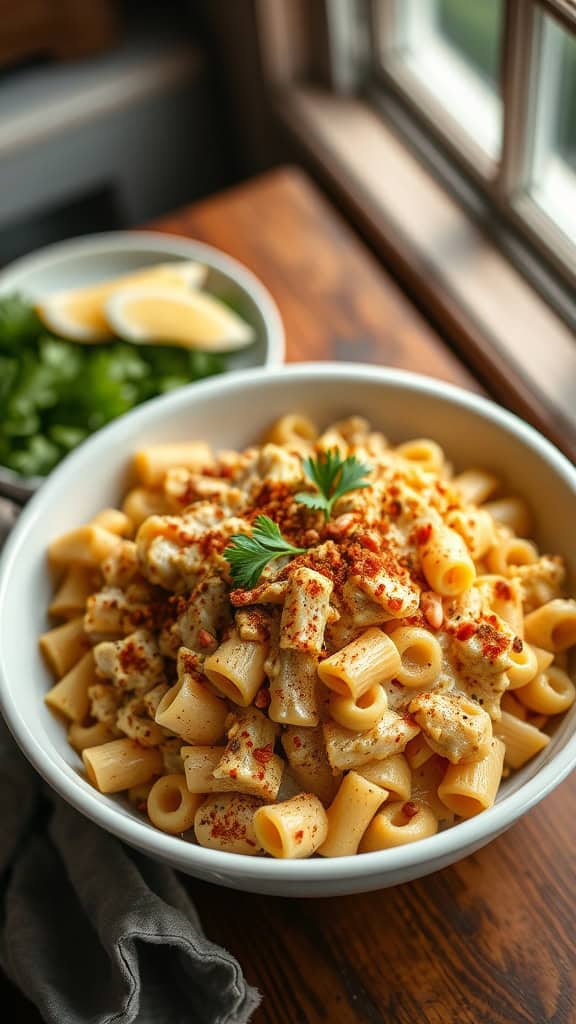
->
[185,814,573,1024]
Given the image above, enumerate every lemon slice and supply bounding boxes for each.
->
[35,261,207,342]
[106,286,255,351]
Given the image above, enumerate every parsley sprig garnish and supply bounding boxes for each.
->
[295,449,372,521]
[224,514,306,589]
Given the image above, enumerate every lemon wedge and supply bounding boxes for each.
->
[105,287,255,351]
[35,262,206,342]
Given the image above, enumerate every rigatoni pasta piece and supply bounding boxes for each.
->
[395,438,444,474]
[90,508,133,537]
[438,738,505,817]
[45,650,97,722]
[486,537,539,577]
[203,629,267,705]
[524,599,576,651]
[48,525,122,568]
[323,709,420,771]
[341,580,392,627]
[506,640,539,689]
[280,567,333,655]
[281,726,338,805]
[194,794,264,854]
[482,496,531,537]
[410,754,453,823]
[212,708,284,801]
[417,520,476,596]
[388,626,442,688]
[329,684,388,732]
[146,774,202,834]
[453,468,499,505]
[154,648,228,743]
[181,745,238,793]
[474,574,524,637]
[134,441,213,486]
[122,487,171,528]
[268,648,320,727]
[264,413,317,447]
[48,566,99,620]
[515,666,576,715]
[356,754,411,801]
[446,508,496,561]
[494,712,550,768]
[68,720,117,752]
[253,794,328,858]
[39,616,88,678]
[318,772,388,857]
[360,800,438,851]
[318,627,401,700]
[83,738,162,793]
[404,733,435,770]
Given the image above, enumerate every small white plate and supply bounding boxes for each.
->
[0,230,285,500]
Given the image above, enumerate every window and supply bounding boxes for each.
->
[371,0,576,288]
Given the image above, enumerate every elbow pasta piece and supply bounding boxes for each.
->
[323,709,420,772]
[49,566,100,620]
[204,629,268,705]
[318,772,388,857]
[194,794,264,854]
[45,650,98,722]
[356,754,412,802]
[41,416,576,857]
[253,794,328,858]
[83,738,162,793]
[438,738,505,818]
[318,628,401,700]
[280,567,333,655]
[39,616,88,678]
[329,684,388,732]
[388,626,443,689]
[523,599,576,652]
[515,666,576,715]
[417,522,476,596]
[146,774,203,834]
[360,800,439,851]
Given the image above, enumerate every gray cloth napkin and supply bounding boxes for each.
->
[0,497,260,1024]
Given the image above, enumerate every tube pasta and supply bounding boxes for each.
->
[515,667,576,715]
[524,599,576,651]
[253,794,328,858]
[280,567,333,655]
[194,794,264,854]
[318,772,388,857]
[146,774,202,834]
[318,628,401,700]
[204,629,268,705]
[356,754,411,801]
[438,738,505,817]
[45,650,97,722]
[39,616,88,678]
[417,522,476,596]
[494,712,550,768]
[155,649,228,743]
[329,684,388,732]
[40,414,576,857]
[83,738,162,793]
[388,626,442,688]
[360,800,438,851]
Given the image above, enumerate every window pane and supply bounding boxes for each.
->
[436,0,502,87]
[393,0,504,160]
[530,14,576,243]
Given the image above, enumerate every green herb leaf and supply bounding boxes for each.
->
[0,294,43,351]
[295,448,371,520]
[223,514,306,589]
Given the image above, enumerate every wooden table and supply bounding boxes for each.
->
[6,168,575,1023]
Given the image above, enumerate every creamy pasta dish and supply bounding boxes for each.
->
[41,415,576,858]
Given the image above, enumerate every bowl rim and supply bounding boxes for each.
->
[1,361,575,882]
[0,229,285,499]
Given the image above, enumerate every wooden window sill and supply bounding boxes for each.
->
[275,86,576,461]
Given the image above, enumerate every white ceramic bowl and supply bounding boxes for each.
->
[0,230,284,500]
[1,364,575,897]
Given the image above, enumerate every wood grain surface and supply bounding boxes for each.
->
[3,168,574,1024]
